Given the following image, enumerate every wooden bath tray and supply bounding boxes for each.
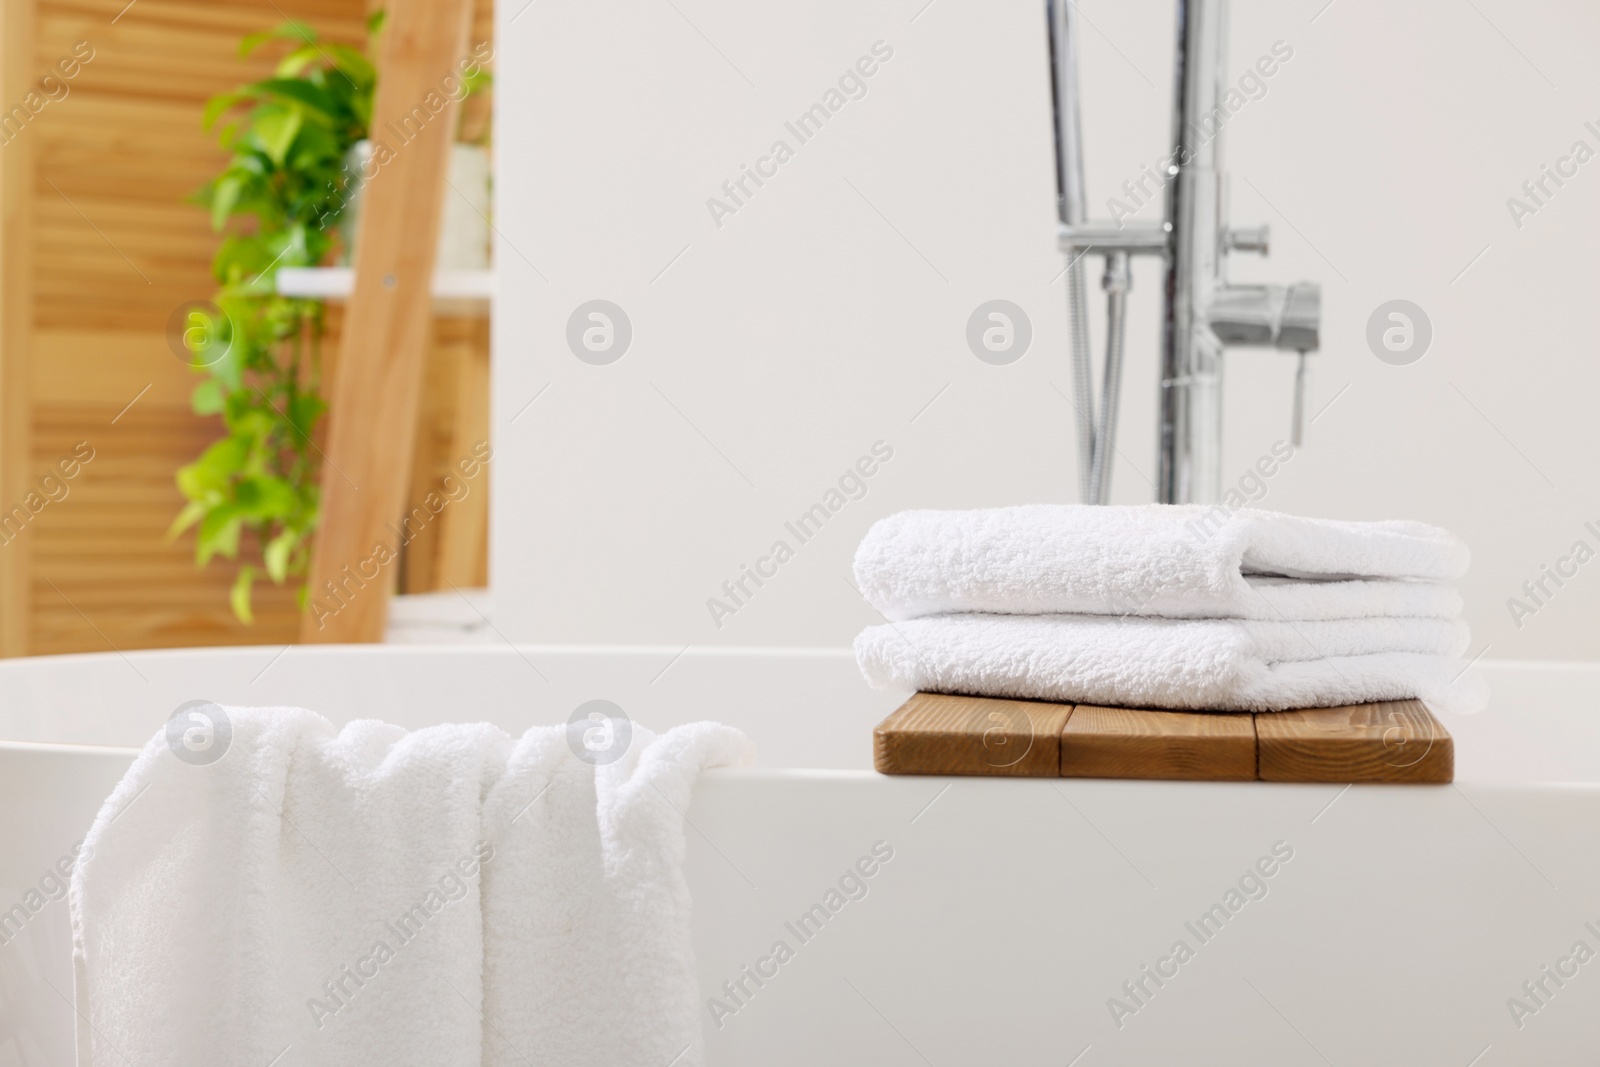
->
[874,693,1452,783]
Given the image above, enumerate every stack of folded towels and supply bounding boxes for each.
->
[853,504,1487,715]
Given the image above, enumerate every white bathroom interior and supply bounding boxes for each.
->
[2,0,1600,1064]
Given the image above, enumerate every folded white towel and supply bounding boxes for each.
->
[855,614,1488,713]
[855,504,1468,621]
[71,707,751,1067]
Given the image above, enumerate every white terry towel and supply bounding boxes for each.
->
[71,707,750,1067]
[855,505,1468,622]
[479,721,750,1067]
[855,614,1488,714]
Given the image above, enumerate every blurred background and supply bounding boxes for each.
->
[1,0,1595,664]
[0,0,493,656]
[494,0,1600,661]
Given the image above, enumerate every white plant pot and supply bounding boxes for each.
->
[339,140,491,271]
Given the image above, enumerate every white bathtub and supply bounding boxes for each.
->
[2,647,1597,1065]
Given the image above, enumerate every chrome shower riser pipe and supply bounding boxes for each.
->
[1159,0,1228,505]
[1047,0,1099,503]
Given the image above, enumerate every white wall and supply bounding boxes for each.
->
[494,0,1600,660]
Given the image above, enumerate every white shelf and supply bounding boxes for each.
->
[276,266,495,305]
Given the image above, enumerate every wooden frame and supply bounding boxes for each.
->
[0,0,35,657]
[302,0,475,643]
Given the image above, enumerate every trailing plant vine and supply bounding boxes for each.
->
[172,17,381,622]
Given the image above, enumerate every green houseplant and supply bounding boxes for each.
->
[171,18,382,622]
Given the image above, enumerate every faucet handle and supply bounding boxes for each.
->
[1225,224,1270,255]
[1208,282,1320,352]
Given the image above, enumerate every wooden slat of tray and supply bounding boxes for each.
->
[1061,705,1257,781]
[873,693,1072,777]
[1256,699,1452,783]
[873,694,1452,783]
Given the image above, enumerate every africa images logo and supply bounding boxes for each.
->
[164,700,232,766]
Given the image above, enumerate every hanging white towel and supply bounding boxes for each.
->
[855,614,1488,714]
[479,720,751,1067]
[854,504,1468,622]
[70,707,750,1067]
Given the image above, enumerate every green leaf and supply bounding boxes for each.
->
[202,91,252,131]
[325,44,375,89]
[288,119,339,171]
[209,174,243,231]
[264,530,296,583]
[349,92,373,133]
[175,463,209,502]
[166,499,209,540]
[197,508,243,564]
[241,20,317,57]
[211,241,254,283]
[184,436,249,497]
[287,393,325,438]
[172,304,232,369]
[235,476,297,521]
[275,45,324,79]
[231,408,277,446]
[253,107,303,167]
[230,152,272,179]
[191,379,226,415]
[230,565,257,623]
[242,78,343,122]
[205,334,245,393]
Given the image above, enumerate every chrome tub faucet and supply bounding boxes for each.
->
[1047,0,1320,505]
